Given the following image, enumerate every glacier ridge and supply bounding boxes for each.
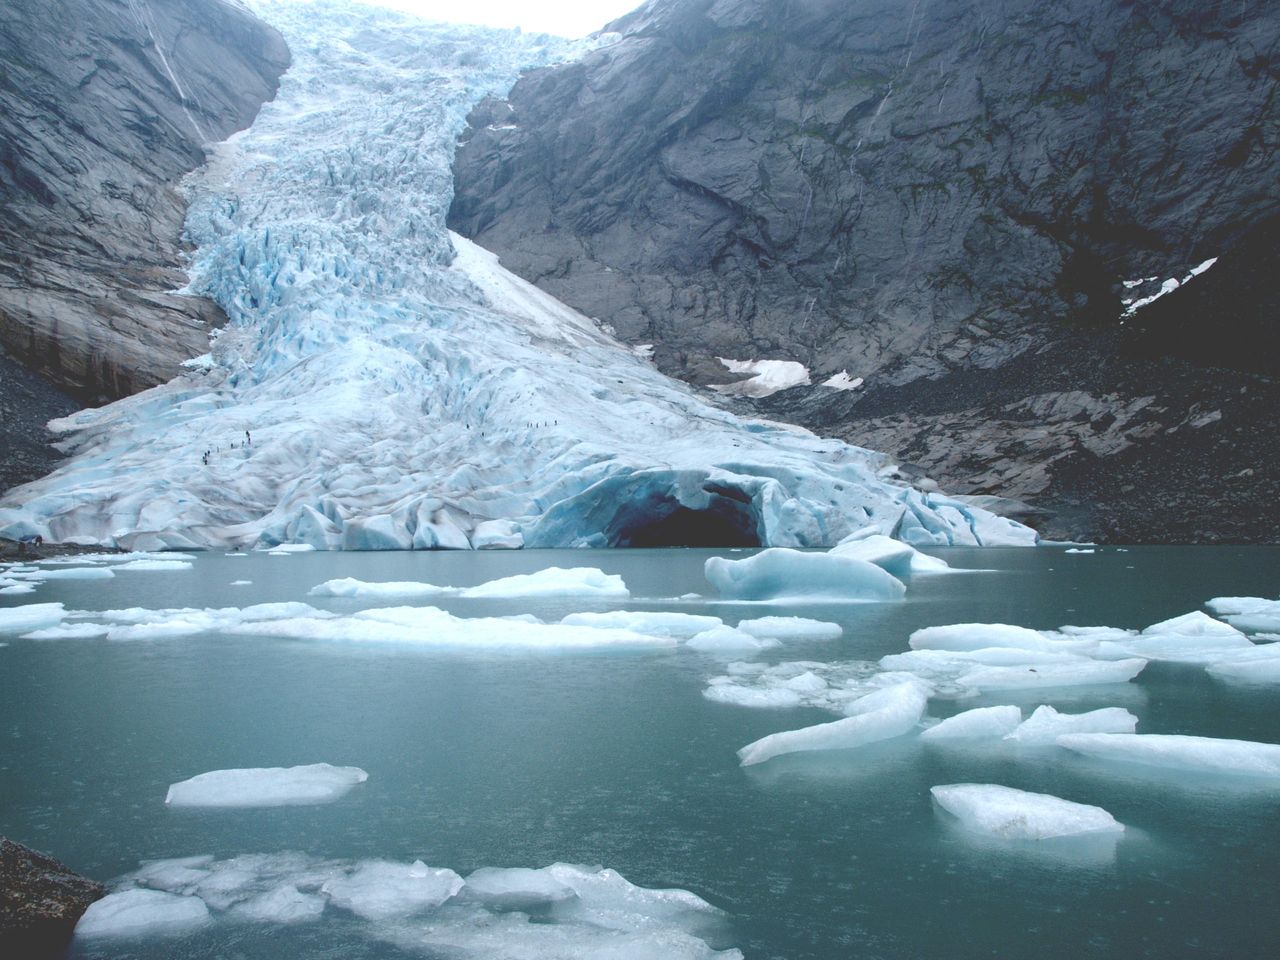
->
[0,0,1035,552]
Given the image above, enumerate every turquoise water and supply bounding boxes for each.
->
[2,546,1279,958]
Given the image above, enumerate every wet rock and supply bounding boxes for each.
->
[0,838,105,957]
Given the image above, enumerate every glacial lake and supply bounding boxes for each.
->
[3,545,1280,959]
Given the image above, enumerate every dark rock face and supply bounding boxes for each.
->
[0,838,104,957]
[450,0,1279,541]
[0,342,78,493]
[0,0,290,406]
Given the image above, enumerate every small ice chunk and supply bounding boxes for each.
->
[686,625,780,653]
[957,658,1147,691]
[322,860,464,919]
[561,610,722,637]
[1058,733,1280,779]
[1004,705,1138,744]
[165,764,369,807]
[463,867,576,909]
[231,580,253,586]
[0,583,36,595]
[931,783,1124,839]
[921,705,1022,741]
[74,888,210,938]
[705,548,905,602]
[736,616,842,640]
[737,680,926,765]
[0,602,67,633]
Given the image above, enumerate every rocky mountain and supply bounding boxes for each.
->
[450,0,1280,542]
[0,0,288,489]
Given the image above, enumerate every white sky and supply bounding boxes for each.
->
[364,1,642,37]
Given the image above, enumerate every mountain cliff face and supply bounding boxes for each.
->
[450,0,1280,541]
[0,0,288,409]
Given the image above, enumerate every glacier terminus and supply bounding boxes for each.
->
[0,1,1034,553]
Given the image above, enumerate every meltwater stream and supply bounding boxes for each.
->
[3,546,1280,959]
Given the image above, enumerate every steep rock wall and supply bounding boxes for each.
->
[0,0,289,409]
[450,0,1279,540]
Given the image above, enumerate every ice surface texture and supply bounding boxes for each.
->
[1057,733,1280,779]
[931,784,1124,839]
[74,852,742,958]
[0,2,1033,553]
[165,763,368,807]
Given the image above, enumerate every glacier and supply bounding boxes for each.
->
[0,0,1034,553]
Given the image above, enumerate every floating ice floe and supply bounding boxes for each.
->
[0,2,1035,556]
[1205,596,1280,634]
[114,559,193,572]
[233,605,672,650]
[704,548,905,602]
[1206,657,1280,684]
[560,610,723,638]
[686,625,780,653]
[931,784,1124,839]
[737,680,928,766]
[165,764,369,808]
[921,705,1022,741]
[21,623,111,640]
[5,566,115,581]
[1058,733,1280,779]
[829,532,951,575]
[309,567,629,600]
[1003,705,1138,744]
[75,888,211,939]
[909,623,1097,655]
[955,658,1148,692]
[76,852,741,957]
[0,602,67,633]
[735,616,842,641]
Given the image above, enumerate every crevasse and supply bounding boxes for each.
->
[0,0,1036,552]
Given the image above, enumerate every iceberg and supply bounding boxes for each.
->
[1058,733,1280,779]
[737,680,927,765]
[75,888,211,939]
[0,1,1034,556]
[165,763,369,807]
[921,705,1022,741]
[930,784,1124,839]
[705,549,906,602]
[1003,705,1138,744]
